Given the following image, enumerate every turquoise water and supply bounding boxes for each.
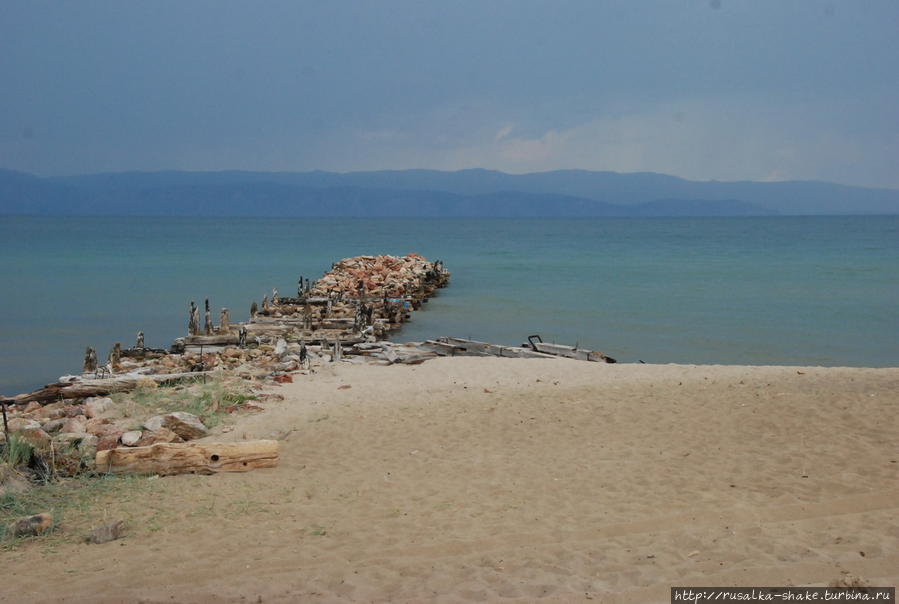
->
[1,216,897,395]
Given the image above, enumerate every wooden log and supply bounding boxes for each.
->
[95,440,279,475]
[16,371,213,404]
[183,334,239,346]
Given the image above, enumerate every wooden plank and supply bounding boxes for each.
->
[437,338,554,359]
[95,440,279,475]
[531,342,615,363]
[183,335,238,346]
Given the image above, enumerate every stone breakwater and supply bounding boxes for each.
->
[0,254,449,479]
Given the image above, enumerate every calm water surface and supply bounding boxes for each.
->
[1,216,897,395]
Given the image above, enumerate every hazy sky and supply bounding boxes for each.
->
[2,1,897,187]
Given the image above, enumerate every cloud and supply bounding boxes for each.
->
[378,96,898,188]
[493,125,514,142]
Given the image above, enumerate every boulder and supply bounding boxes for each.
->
[41,418,68,433]
[18,428,51,451]
[84,418,117,437]
[7,418,41,432]
[135,427,182,446]
[165,412,209,441]
[34,402,67,420]
[84,397,116,419]
[5,512,53,540]
[23,401,42,414]
[274,338,288,359]
[96,434,122,452]
[64,405,85,418]
[77,434,99,460]
[88,519,125,544]
[142,415,165,432]
[120,431,142,447]
[143,412,208,441]
[61,417,87,434]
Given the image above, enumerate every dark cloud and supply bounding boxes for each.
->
[1,1,897,187]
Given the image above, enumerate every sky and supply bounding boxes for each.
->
[1,1,897,188]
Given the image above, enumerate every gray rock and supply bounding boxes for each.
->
[120,431,142,447]
[142,415,166,432]
[41,418,67,433]
[87,519,125,544]
[274,338,288,359]
[163,412,209,441]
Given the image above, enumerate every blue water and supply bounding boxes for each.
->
[1,216,897,395]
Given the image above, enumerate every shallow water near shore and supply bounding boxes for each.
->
[1,215,897,395]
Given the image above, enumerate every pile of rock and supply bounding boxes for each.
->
[1,395,211,476]
[310,253,448,298]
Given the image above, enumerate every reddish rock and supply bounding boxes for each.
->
[143,412,208,441]
[7,418,41,432]
[61,417,87,434]
[84,397,116,419]
[23,401,42,414]
[273,374,293,384]
[64,405,85,418]
[6,512,53,538]
[96,434,122,452]
[19,428,51,451]
[84,418,114,436]
[34,402,67,420]
[135,427,182,446]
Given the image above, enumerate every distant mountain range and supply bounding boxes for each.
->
[2,168,898,216]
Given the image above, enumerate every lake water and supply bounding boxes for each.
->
[1,215,897,395]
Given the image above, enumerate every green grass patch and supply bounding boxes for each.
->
[112,377,254,428]
[0,472,158,548]
[3,434,35,467]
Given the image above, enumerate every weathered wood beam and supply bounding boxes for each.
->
[95,440,279,475]
[16,371,213,404]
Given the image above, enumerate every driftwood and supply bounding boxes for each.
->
[527,338,616,363]
[95,440,279,475]
[16,371,213,404]
[183,334,239,346]
[432,338,555,359]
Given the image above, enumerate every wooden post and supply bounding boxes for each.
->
[1,398,8,440]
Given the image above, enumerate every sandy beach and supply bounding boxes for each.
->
[2,357,897,603]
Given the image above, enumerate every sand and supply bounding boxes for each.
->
[2,358,898,603]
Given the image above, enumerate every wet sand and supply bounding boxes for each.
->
[2,358,898,603]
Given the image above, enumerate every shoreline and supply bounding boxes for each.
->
[2,357,898,602]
